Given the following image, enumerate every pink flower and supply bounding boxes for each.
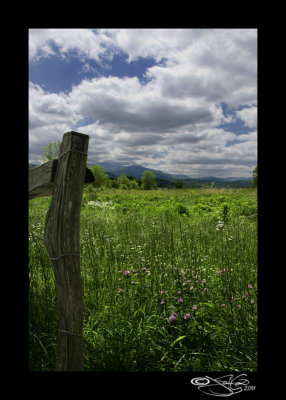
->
[248,284,253,289]
[221,304,226,307]
[160,290,165,294]
[178,290,181,294]
[160,299,165,305]
[131,281,134,285]
[192,306,197,311]
[118,288,123,293]
[184,313,191,320]
[201,280,206,285]
[178,298,184,303]
[190,286,194,291]
[250,299,255,304]
[125,270,130,276]
[169,312,177,322]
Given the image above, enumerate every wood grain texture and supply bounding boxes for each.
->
[43,131,89,371]
[29,159,94,200]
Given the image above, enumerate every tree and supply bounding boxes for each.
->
[89,164,109,188]
[117,173,139,189]
[117,173,130,189]
[141,170,157,190]
[252,165,257,187]
[40,141,61,163]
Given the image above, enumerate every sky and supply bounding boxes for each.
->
[29,28,257,178]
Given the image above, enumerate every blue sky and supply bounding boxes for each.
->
[29,29,257,178]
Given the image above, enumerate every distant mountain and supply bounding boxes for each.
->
[29,160,253,188]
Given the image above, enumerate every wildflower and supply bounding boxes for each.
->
[201,280,206,285]
[168,312,177,322]
[233,297,239,301]
[118,288,123,293]
[178,290,181,294]
[125,270,130,276]
[131,281,134,285]
[204,288,208,292]
[217,270,221,275]
[178,298,184,303]
[170,305,175,309]
[250,299,255,304]
[160,299,165,305]
[160,290,165,294]
[192,306,197,311]
[237,304,241,308]
[184,313,191,320]
[142,267,147,272]
[221,304,226,307]
[132,269,136,273]
[248,284,253,289]
[190,286,194,291]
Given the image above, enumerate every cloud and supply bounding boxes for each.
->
[29,28,117,63]
[29,29,257,177]
[235,106,257,129]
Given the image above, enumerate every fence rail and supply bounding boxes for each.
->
[29,131,94,371]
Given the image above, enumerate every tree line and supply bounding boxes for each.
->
[39,140,258,189]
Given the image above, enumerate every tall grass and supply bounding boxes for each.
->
[29,188,257,371]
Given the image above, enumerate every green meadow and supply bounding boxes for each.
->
[29,187,257,371]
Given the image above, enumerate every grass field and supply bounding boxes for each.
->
[28,187,257,371]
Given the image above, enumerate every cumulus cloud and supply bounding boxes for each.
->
[235,106,257,129]
[29,29,257,177]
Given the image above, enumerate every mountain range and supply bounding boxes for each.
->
[29,161,253,188]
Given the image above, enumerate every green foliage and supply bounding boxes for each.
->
[141,170,157,190]
[252,165,257,187]
[29,187,257,371]
[40,141,61,163]
[89,164,109,188]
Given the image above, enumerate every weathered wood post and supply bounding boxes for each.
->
[29,131,94,371]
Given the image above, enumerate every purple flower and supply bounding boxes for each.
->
[168,312,177,322]
[192,305,197,311]
[178,298,184,303]
[201,280,206,285]
[125,270,130,276]
[184,313,191,320]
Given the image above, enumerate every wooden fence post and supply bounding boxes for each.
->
[29,131,93,371]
